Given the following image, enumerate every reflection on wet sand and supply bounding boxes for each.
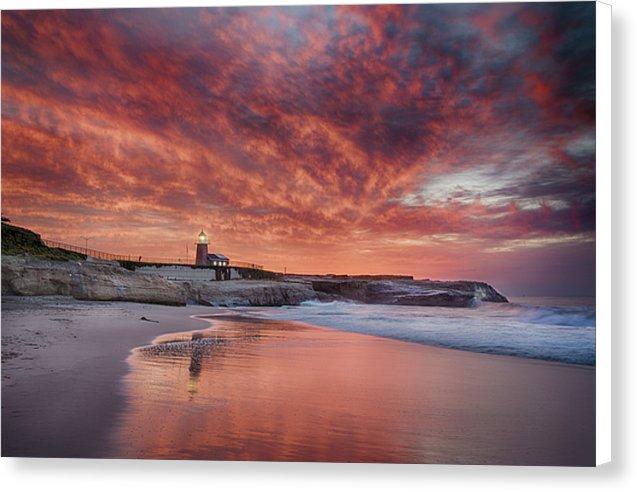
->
[111,315,595,464]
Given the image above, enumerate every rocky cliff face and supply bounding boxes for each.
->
[1,256,316,307]
[311,278,508,307]
[183,279,318,306]
[2,255,187,305]
[2,255,507,308]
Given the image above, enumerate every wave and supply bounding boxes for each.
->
[517,305,595,328]
[244,298,596,366]
[300,299,596,328]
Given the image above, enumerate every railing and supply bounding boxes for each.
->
[229,260,264,270]
[42,238,263,270]
[43,238,138,262]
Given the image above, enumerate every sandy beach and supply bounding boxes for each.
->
[1,296,595,465]
[1,296,216,458]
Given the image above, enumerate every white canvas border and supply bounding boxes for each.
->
[595,0,612,467]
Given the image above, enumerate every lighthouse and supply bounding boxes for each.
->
[195,229,209,266]
[194,229,230,267]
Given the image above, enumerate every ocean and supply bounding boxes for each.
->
[240,297,596,366]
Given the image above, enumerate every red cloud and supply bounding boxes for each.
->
[1,4,596,295]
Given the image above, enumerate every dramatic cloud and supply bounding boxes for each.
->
[1,3,596,295]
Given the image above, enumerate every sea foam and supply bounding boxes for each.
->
[241,297,596,366]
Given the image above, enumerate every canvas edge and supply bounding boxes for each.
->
[596,0,612,467]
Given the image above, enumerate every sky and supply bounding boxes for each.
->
[1,3,596,296]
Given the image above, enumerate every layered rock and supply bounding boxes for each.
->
[2,255,187,305]
[311,278,508,307]
[184,279,318,306]
[2,255,507,308]
[1,255,317,307]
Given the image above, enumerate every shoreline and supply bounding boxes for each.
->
[204,310,596,368]
[1,296,595,464]
[1,296,215,458]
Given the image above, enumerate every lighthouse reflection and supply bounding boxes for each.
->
[187,343,203,396]
[142,317,275,398]
[117,316,451,463]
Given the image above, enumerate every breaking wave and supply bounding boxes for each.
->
[242,297,596,366]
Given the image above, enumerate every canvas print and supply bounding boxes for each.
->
[1,2,596,465]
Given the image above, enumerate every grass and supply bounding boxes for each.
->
[1,222,86,261]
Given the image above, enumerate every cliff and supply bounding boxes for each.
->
[183,280,318,306]
[1,255,507,308]
[310,278,507,307]
[1,255,187,305]
[1,255,316,307]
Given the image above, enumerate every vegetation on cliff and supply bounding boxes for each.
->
[1,222,85,261]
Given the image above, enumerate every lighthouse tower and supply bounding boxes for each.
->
[195,230,210,266]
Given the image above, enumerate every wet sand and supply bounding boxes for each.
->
[1,296,215,458]
[1,297,595,464]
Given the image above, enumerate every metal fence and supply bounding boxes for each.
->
[43,238,137,262]
[229,260,264,270]
[42,237,263,270]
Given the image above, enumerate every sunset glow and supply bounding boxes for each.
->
[1,3,596,295]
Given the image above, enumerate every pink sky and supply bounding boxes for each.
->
[1,4,596,296]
